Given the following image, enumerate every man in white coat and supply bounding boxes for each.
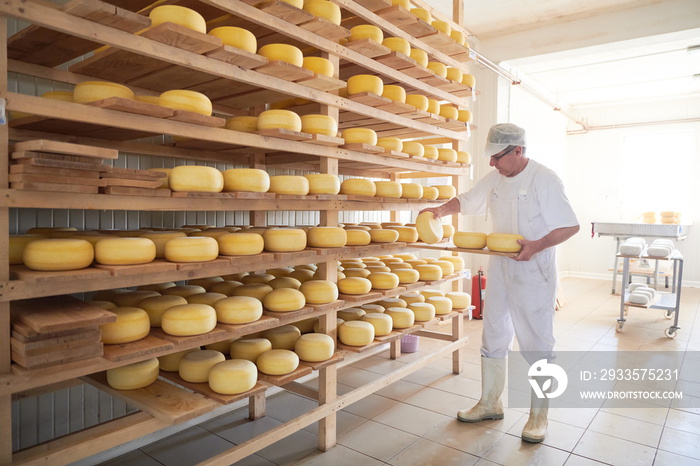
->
[420,123,579,443]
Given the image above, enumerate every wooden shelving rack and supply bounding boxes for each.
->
[0,0,475,463]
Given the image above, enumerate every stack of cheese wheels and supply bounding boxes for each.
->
[262,288,306,312]
[263,228,306,252]
[217,232,264,256]
[360,313,393,336]
[139,231,186,258]
[208,359,258,395]
[269,175,309,195]
[374,181,402,198]
[307,227,347,248]
[415,263,442,281]
[230,338,272,362]
[339,320,375,346]
[427,296,453,315]
[445,291,471,311]
[138,294,188,327]
[106,357,159,390]
[340,178,376,196]
[368,272,399,290]
[454,231,487,249]
[300,114,338,136]
[222,168,270,193]
[487,233,524,252]
[349,24,383,43]
[300,280,338,304]
[342,128,377,146]
[347,74,383,95]
[337,277,372,295]
[385,307,415,329]
[369,229,399,243]
[415,211,443,244]
[337,308,366,321]
[100,307,150,344]
[265,325,301,350]
[305,174,340,194]
[159,90,212,116]
[257,349,300,375]
[345,229,371,246]
[22,238,94,271]
[94,237,156,265]
[642,211,657,224]
[179,350,226,383]
[294,333,334,362]
[73,81,134,104]
[208,26,257,53]
[149,5,206,33]
[257,44,303,67]
[164,236,219,262]
[168,166,224,192]
[409,302,436,322]
[158,348,198,372]
[161,303,217,336]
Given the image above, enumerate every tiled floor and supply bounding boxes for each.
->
[100,278,700,466]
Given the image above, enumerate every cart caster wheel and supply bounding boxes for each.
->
[616,322,624,333]
[665,328,677,339]
[664,310,674,320]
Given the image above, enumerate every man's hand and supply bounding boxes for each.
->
[418,206,442,219]
[512,225,580,261]
[514,239,538,261]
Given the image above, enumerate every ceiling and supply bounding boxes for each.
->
[431,0,700,116]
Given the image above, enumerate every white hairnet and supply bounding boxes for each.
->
[483,123,526,157]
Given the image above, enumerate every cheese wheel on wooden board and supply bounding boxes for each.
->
[359,303,385,313]
[369,229,399,243]
[92,300,117,310]
[487,233,524,253]
[268,277,302,290]
[9,235,41,265]
[342,268,371,278]
[305,174,341,195]
[208,26,257,53]
[381,84,407,102]
[415,264,442,281]
[390,226,419,243]
[368,272,399,290]
[420,288,444,299]
[300,114,338,136]
[345,229,372,246]
[415,211,443,244]
[161,304,217,336]
[164,236,219,262]
[73,81,134,104]
[136,295,187,327]
[290,316,317,334]
[217,232,264,256]
[138,231,187,259]
[294,333,335,362]
[149,5,206,33]
[269,175,310,195]
[400,292,425,305]
[434,185,456,199]
[214,296,263,324]
[264,325,302,350]
[394,268,420,284]
[256,349,300,375]
[263,288,306,312]
[23,238,94,271]
[205,338,237,353]
[349,24,383,43]
[445,291,471,310]
[442,224,455,239]
[439,256,464,272]
[137,282,176,292]
[340,178,376,196]
[393,253,416,261]
[382,37,410,56]
[365,265,390,274]
[186,292,227,306]
[427,296,453,315]
[337,308,366,321]
[106,357,159,390]
[222,168,270,193]
[186,276,224,290]
[374,181,402,198]
[360,313,393,336]
[377,297,407,309]
[422,186,439,200]
[179,350,226,383]
[453,232,487,249]
[302,55,335,75]
[100,307,150,344]
[263,228,307,252]
[347,74,383,95]
[307,227,347,248]
[208,281,244,296]
[209,359,258,395]
[432,260,455,277]
[159,90,212,116]
[231,284,273,301]
[288,269,315,283]
[168,166,223,193]
[158,348,199,372]
[409,302,436,322]
[161,284,207,298]
[258,44,303,67]
[230,338,272,362]
[341,128,378,145]
[400,183,423,199]
[384,307,414,329]
[299,280,338,304]
[337,277,372,295]
[241,273,275,284]
[94,237,156,265]
[339,321,375,346]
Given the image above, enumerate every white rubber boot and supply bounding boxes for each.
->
[457,357,506,423]
[521,391,549,443]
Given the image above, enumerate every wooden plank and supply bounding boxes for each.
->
[353,0,391,11]
[86,97,175,118]
[148,327,232,345]
[344,38,390,58]
[256,0,314,25]
[306,134,344,147]
[12,156,108,172]
[338,291,383,303]
[103,166,166,178]
[8,173,105,187]
[347,92,391,107]
[11,342,103,369]
[298,17,351,42]
[93,260,178,276]
[256,128,313,141]
[100,177,163,188]
[255,61,314,81]
[167,111,226,127]
[10,295,117,333]
[339,143,384,154]
[141,21,222,54]
[205,45,268,69]
[11,151,106,164]
[294,74,346,92]
[299,352,344,371]
[68,45,170,83]
[375,5,419,28]
[10,329,101,355]
[215,315,280,337]
[399,64,435,79]
[258,364,313,386]
[399,18,436,37]
[158,371,269,405]
[11,181,99,194]
[9,164,100,178]
[11,321,93,342]
[99,186,172,196]
[13,139,118,159]
[102,335,175,362]
[83,373,219,424]
[375,51,416,70]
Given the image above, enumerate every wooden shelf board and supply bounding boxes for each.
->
[295,73,346,92]
[305,134,345,147]
[299,351,345,371]
[347,92,392,107]
[143,22,222,54]
[256,128,314,141]
[258,364,314,386]
[215,315,281,338]
[375,5,419,28]
[86,97,175,118]
[10,295,116,333]
[94,260,179,277]
[257,0,314,25]
[299,17,351,42]
[167,111,226,127]
[148,327,233,346]
[256,60,315,81]
[102,335,175,362]
[158,371,269,405]
[407,242,519,258]
[344,38,391,58]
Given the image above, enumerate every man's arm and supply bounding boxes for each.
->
[515,224,580,261]
[419,197,461,220]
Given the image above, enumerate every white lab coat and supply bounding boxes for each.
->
[457,159,579,359]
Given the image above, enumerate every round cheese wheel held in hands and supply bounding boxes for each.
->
[486,233,524,253]
[415,211,443,244]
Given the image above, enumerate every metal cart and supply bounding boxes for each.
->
[616,250,684,338]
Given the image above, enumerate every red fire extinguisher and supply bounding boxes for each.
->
[471,266,486,319]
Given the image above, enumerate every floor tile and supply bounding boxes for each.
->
[375,379,424,401]
[428,372,482,396]
[290,444,384,466]
[255,429,319,465]
[587,411,663,447]
[387,437,480,466]
[507,416,585,452]
[340,393,400,419]
[664,408,700,435]
[140,426,235,465]
[202,411,282,444]
[658,427,700,460]
[423,418,505,457]
[653,449,700,466]
[100,449,163,466]
[482,433,570,466]
[302,409,367,437]
[573,430,656,465]
[401,366,449,386]
[337,367,384,388]
[563,454,611,465]
[337,419,419,462]
[231,454,278,466]
[599,405,669,425]
[402,386,473,416]
[372,402,448,436]
[264,392,318,423]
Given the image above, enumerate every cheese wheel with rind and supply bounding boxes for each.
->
[427,296,453,315]
[486,233,524,253]
[161,284,206,297]
[415,211,443,244]
[338,321,375,346]
[161,304,217,336]
[345,229,371,246]
[305,174,340,194]
[208,26,256,53]
[374,181,402,198]
[263,228,307,252]
[264,325,301,350]
[384,307,415,329]
[158,348,198,372]
[439,255,465,271]
[230,338,272,362]
[360,313,393,336]
[340,178,376,196]
[100,307,150,344]
[269,175,310,195]
[222,168,270,193]
[368,272,399,290]
[208,359,258,395]
[369,229,399,243]
[94,237,156,265]
[299,280,338,304]
[179,350,225,383]
[445,291,471,310]
[73,81,134,104]
[164,236,219,262]
[137,295,188,327]
[9,235,41,265]
[186,292,226,306]
[138,231,187,258]
[307,227,347,248]
[415,264,442,281]
[217,233,264,256]
[263,288,306,312]
[257,44,303,67]
[168,166,223,193]
[149,5,206,33]
[349,24,383,43]
[22,238,94,271]
[337,277,372,295]
[159,90,212,116]
[409,302,436,322]
[106,357,159,390]
[256,349,300,375]
[453,232,487,249]
[294,333,335,362]
[214,296,263,324]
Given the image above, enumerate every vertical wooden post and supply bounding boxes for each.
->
[451,313,464,374]
[250,153,267,227]
[389,173,399,223]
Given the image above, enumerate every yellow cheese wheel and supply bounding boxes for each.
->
[300,280,338,304]
[214,296,262,324]
[340,178,376,196]
[265,325,302,350]
[374,181,402,198]
[301,114,338,136]
[360,313,393,336]
[41,90,74,102]
[257,109,302,132]
[426,99,440,115]
[431,20,451,35]
[138,295,188,327]
[445,66,463,82]
[405,259,427,267]
[268,277,302,290]
[487,233,524,252]
[365,265,390,274]
[415,211,443,244]
[222,168,270,193]
[440,255,464,271]
[231,283,273,301]
[411,7,432,22]
[161,304,217,336]
[369,229,399,243]
[303,0,341,24]
[112,291,160,308]
[138,231,186,259]
[402,142,425,158]
[294,333,334,362]
[419,288,444,299]
[439,105,459,121]
[225,116,259,133]
[302,56,334,76]
[22,238,94,271]
[257,349,300,375]
[164,236,219,262]
[381,85,407,103]
[158,348,198,372]
[341,267,371,278]
[400,183,423,199]
[377,297,406,309]
[342,128,378,145]
[186,292,226,306]
[405,95,429,113]
[437,148,458,162]
[179,350,226,383]
[263,228,306,252]
[435,185,456,199]
[453,231,487,249]
[385,307,415,329]
[382,37,410,56]
[359,304,384,314]
[106,357,159,390]
[451,29,466,45]
[458,110,473,123]
[445,291,471,310]
[390,226,419,243]
[159,90,212,116]
[307,227,347,248]
[376,137,403,152]
[149,5,205,33]
[73,81,134,104]
[187,276,224,290]
[433,259,455,277]
[387,261,412,270]
[263,288,306,312]
[456,150,471,164]
[409,302,436,322]
[368,272,399,290]
[280,0,303,7]
[415,264,442,281]
[394,268,420,284]
[393,253,416,261]
[209,359,258,395]
[258,44,303,67]
[336,308,366,321]
[427,61,447,78]
[339,320,375,346]
[100,307,150,344]
[208,280,243,295]
[9,235,41,265]
[427,296,453,315]
[347,74,384,95]
[305,174,340,194]
[206,338,237,353]
[161,284,207,298]
[349,24,383,43]
[230,338,272,362]
[269,175,310,195]
[409,48,429,67]
[208,26,256,53]
[400,292,425,305]
[94,237,156,265]
[422,146,438,161]
[421,186,439,200]
[217,232,264,256]
[168,166,223,193]
[288,268,315,283]
[337,277,372,295]
[462,73,476,88]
